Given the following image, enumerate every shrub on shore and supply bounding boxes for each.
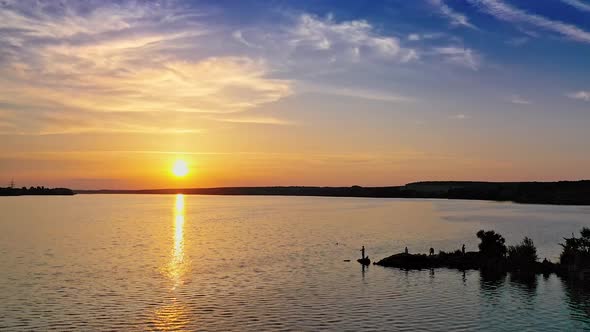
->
[507,237,538,269]
[560,227,590,270]
[476,230,507,259]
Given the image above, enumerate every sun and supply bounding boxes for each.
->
[172,159,189,177]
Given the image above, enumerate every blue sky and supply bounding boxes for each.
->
[1,0,590,188]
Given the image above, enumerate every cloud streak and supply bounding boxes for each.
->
[508,95,532,105]
[430,0,477,29]
[468,0,590,43]
[567,91,590,101]
[433,46,481,70]
[561,0,590,12]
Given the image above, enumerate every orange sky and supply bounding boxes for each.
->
[2,1,590,189]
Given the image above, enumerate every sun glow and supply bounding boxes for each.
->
[172,159,189,177]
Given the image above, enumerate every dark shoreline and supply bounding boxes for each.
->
[74,180,590,205]
[0,187,75,196]
[373,228,590,281]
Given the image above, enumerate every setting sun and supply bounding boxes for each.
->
[172,160,189,177]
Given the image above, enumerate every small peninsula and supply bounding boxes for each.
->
[374,228,590,281]
[0,186,76,196]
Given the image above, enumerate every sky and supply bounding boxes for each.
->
[1,0,590,189]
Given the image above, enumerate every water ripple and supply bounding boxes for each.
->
[0,195,589,331]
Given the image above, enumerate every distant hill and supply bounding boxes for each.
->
[0,187,76,196]
[76,180,590,205]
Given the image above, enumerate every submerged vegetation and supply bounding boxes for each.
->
[376,228,590,280]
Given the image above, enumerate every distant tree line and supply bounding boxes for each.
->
[0,186,75,196]
[77,181,590,205]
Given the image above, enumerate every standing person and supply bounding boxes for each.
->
[405,247,409,254]
[462,244,466,255]
[360,246,366,260]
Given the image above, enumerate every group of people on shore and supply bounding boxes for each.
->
[361,244,467,260]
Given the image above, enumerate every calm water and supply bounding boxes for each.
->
[1,195,589,331]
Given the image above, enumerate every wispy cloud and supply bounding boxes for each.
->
[232,30,261,48]
[0,2,486,136]
[0,1,293,134]
[561,0,590,12]
[408,32,448,41]
[408,33,421,41]
[450,113,470,120]
[506,36,529,46]
[507,95,532,105]
[430,0,477,29]
[433,46,481,70]
[290,14,417,62]
[299,84,414,103]
[207,116,296,125]
[468,0,590,43]
[567,91,590,101]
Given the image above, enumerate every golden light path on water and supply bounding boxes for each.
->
[171,193,186,289]
[153,194,190,330]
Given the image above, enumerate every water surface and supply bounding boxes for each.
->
[1,195,589,331]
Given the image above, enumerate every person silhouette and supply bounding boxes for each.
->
[429,247,434,256]
[361,246,365,260]
[462,244,466,255]
[405,247,409,254]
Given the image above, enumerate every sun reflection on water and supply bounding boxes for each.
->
[170,194,187,289]
[152,298,189,331]
[153,194,191,329]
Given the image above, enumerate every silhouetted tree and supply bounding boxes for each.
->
[476,230,507,259]
[560,227,590,270]
[507,237,538,268]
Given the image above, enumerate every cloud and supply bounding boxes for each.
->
[567,91,590,101]
[290,14,417,62]
[561,0,590,12]
[232,30,260,48]
[299,84,414,103]
[408,33,449,41]
[0,3,485,135]
[433,46,481,70]
[508,95,532,105]
[450,114,470,120]
[430,0,477,29]
[408,33,421,41]
[206,116,296,125]
[0,1,292,134]
[468,0,590,43]
[506,36,529,46]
